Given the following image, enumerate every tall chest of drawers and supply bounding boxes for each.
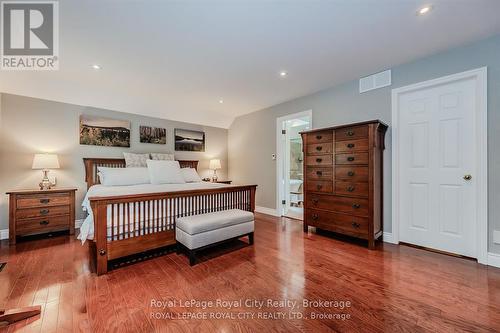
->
[301,120,387,248]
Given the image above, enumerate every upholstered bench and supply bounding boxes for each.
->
[175,209,254,265]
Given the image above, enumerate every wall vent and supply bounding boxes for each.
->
[359,69,392,93]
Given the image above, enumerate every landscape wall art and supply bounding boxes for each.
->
[174,129,205,152]
[79,115,131,147]
[140,126,167,144]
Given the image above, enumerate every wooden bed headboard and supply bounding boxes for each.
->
[83,158,199,188]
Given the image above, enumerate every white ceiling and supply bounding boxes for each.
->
[1,0,500,128]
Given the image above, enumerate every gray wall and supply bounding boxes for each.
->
[228,34,500,254]
[0,94,228,230]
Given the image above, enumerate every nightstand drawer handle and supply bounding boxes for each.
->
[312,198,319,204]
[39,220,49,225]
[352,203,361,209]
[347,186,355,192]
[347,143,355,148]
[316,184,323,190]
[40,198,50,204]
[316,171,323,176]
[40,209,49,215]
[316,135,322,140]
[316,158,322,163]
[346,130,354,136]
[351,222,360,228]
[316,146,323,151]
[312,214,319,221]
[347,157,355,162]
[347,171,355,176]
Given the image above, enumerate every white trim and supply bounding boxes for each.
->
[382,232,397,244]
[276,110,312,217]
[0,229,8,240]
[487,253,500,269]
[255,206,281,217]
[392,67,488,264]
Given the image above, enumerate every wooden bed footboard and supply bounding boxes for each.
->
[89,185,257,275]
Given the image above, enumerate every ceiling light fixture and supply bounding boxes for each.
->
[417,5,432,15]
[219,99,224,104]
[279,71,288,77]
[91,64,101,70]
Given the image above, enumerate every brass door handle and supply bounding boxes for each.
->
[463,175,472,181]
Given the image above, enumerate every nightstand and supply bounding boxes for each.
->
[6,188,77,245]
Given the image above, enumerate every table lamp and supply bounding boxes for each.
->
[32,153,59,190]
[209,159,221,182]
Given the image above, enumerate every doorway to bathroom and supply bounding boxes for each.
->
[276,110,312,220]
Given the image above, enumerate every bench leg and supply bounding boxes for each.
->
[188,250,197,266]
[248,232,254,245]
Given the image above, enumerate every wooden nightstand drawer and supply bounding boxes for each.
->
[17,216,70,236]
[16,205,70,219]
[17,193,70,209]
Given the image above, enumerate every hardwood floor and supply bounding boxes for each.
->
[1,212,500,332]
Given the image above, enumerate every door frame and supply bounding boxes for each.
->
[391,67,488,264]
[276,110,312,217]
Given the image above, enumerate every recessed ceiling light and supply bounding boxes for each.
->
[279,71,288,77]
[417,5,432,15]
[91,64,101,70]
[219,99,224,104]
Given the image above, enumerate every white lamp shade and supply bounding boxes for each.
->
[32,154,60,169]
[209,159,221,170]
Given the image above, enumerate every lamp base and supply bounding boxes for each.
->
[211,170,218,183]
[39,170,55,190]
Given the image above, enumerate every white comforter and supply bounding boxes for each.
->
[77,182,232,243]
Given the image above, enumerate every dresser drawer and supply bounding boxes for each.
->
[16,215,70,236]
[306,167,333,180]
[16,205,70,219]
[306,209,368,236]
[307,131,333,144]
[335,166,369,182]
[306,181,333,193]
[335,181,369,197]
[305,155,333,166]
[335,125,369,141]
[306,143,333,155]
[307,194,369,216]
[17,193,70,209]
[335,153,369,165]
[335,139,369,153]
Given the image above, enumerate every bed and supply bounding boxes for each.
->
[82,158,257,275]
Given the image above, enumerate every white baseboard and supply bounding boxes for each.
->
[487,252,500,269]
[0,229,8,240]
[255,206,280,217]
[382,232,397,244]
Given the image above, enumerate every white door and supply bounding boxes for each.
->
[398,77,477,257]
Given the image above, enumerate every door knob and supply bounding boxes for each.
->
[463,174,472,181]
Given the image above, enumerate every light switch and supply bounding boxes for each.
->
[272,154,276,160]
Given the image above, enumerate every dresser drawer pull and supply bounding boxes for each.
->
[347,186,355,192]
[316,135,322,140]
[347,171,355,176]
[316,158,322,163]
[347,143,355,148]
[315,146,323,151]
[40,209,50,215]
[346,130,354,136]
[40,198,50,204]
[316,171,323,176]
[351,222,360,229]
[347,157,355,162]
[39,220,49,225]
[316,184,323,190]
[312,214,319,221]
[352,203,361,209]
[312,198,319,204]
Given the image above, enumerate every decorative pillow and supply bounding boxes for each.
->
[97,167,150,186]
[181,168,202,183]
[150,153,174,161]
[146,160,185,184]
[123,153,149,167]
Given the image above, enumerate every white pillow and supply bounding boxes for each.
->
[97,167,150,186]
[181,168,202,183]
[146,160,185,184]
[123,152,149,167]
[150,153,174,161]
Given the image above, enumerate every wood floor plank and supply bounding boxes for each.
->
[1,213,499,332]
